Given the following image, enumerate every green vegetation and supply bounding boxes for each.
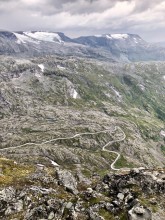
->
[161,145,165,154]
[140,197,158,213]
[81,169,91,178]
[99,208,115,220]
[115,155,135,169]
[0,57,165,177]
[0,157,34,186]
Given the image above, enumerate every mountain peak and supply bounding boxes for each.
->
[94,33,142,40]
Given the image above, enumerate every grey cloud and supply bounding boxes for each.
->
[0,0,132,16]
[132,0,164,13]
[0,0,165,42]
[42,0,131,15]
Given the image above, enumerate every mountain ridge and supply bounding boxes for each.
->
[0,30,165,62]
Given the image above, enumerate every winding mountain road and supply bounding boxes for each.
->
[0,126,126,171]
[102,126,126,171]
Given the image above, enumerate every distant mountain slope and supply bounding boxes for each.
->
[74,33,165,61]
[0,30,165,62]
[0,55,165,168]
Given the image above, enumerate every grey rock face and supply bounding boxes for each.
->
[57,169,78,194]
[0,187,16,202]
[0,164,164,219]
[5,200,23,215]
[48,211,55,220]
[0,187,24,217]
[74,34,165,62]
[87,207,105,220]
[66,202,73,210]
[128,204,152,220]
[117,192,124,201]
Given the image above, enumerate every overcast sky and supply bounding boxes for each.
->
[0,0,165,42]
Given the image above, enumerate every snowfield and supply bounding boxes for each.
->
[14,32,39,44]
[160,130,165,137]
[95,34,129,40]
[38,64,45,72]
[50,160,59,167]
[105,34,129,40]
[111,34,129,39]
[23,31,62,43]
[72,89,78,99]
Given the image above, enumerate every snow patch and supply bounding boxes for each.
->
[105,93,111,98]
[38,64,45,72]
[139,84,145,91]
[72,89,78,99]
[37,164,44,167]
[111,87,122,102]
[163,76,165,80]
[111,87,121,98]
[99,74,103,77]
[95,34,129,40]
[57,65,66,70]
[24,31,62,43]
[50,160,59,167]
[160,130,165,137]
[111,34,129,39]
[106,35,112,39]
[14,32,39,44]
[35,72,42,79]
[95,34,102,37]
[134,37,138,44]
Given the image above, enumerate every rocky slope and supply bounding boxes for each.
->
[0,54,165,219]
[0,56,165,167]
[74,34,165,62]
[0,156,165,220]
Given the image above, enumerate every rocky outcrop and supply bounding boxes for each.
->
[128,204,152,220]
[56,169,78,195]
[0,166,164,219]
[0,187,24,217]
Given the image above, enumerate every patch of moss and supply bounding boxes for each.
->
[88,197,102,206]
[99,208,115,220]
[0,157,34,186]
[119,211,128,220]
[115,155,135,169]
[140,197,158,213]
[161,145,165,154]
[81,169,91,178]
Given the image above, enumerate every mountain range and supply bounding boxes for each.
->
[1,30,165,62]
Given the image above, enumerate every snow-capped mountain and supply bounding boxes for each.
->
[0,30,89,58]
[0,30,165,62]
[74,33,165,61]
[74,34,151,61]
[74,33,145,46]
[13,31,73,44]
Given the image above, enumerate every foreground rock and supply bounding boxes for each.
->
[128,204,152,220]
[0,157,165,219]
[56,169,78,195]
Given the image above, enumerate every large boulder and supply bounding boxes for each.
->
[57,169,78,195]
[128,204,152,220]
